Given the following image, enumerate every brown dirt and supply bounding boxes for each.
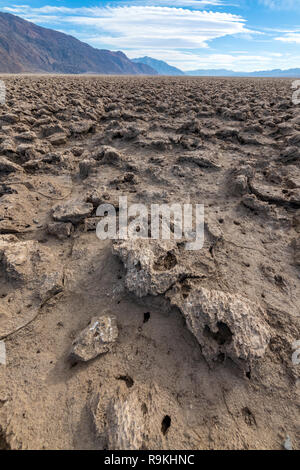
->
[0,75,299,450]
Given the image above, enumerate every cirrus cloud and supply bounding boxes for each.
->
[259,0,300,9]
[276,32,300,43]
[4,4,250,51]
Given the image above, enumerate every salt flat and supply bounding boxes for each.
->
[0,75,299,450]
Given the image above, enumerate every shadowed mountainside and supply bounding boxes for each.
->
[0,12,157,75]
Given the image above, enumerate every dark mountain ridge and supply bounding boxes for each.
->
[0,12,157,75]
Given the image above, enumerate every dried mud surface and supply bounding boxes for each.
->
[0,75,299,450]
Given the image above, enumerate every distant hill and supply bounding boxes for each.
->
[185,68,300,77]
[132,57,185,76]
[0,12,157,75]
[131,58,300,77]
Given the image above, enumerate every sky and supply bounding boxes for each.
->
[1,0,300,71]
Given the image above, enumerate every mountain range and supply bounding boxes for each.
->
[184,68,300,77]
[0,12,157,75]
[132,57,185,76]
[0,11,299,78]
[132,60,300,77]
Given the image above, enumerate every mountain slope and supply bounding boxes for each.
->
[0,12,157,75]
[185,68,300,77]
[132,57,185,76]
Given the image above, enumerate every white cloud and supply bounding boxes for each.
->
[276,32,300,43]
[259,0,300,9]
[125,49,298,71]
[127,49,208,69]
[4,3,295,72]
[181,53,275,71]
[149,0,225,5]
[4,5,249,51]
[148,1,225,5]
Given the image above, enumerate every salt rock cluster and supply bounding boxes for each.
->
[70,314,119,362]
[170,285,270,368]
[112,239,181,297]
[91,381,196,450]
[113,239,270,368]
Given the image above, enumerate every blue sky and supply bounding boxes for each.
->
[1,1,300,71]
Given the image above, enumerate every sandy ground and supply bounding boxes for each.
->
[0,75,299,450]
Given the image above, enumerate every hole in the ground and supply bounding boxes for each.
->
[135,261,142,272]
[153,251,177,272]
[242,407,256,427]
[141,403,148,416]
[204,322,233,346]
[70,360,78,369]
[117,375,134,388]
[143,312,150,323]
[176,241,185,249]
[0,426,10,450]
[161,415,171,435]
[180,280,192,299]
[217,352,225,363]
[275,274,285,286]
